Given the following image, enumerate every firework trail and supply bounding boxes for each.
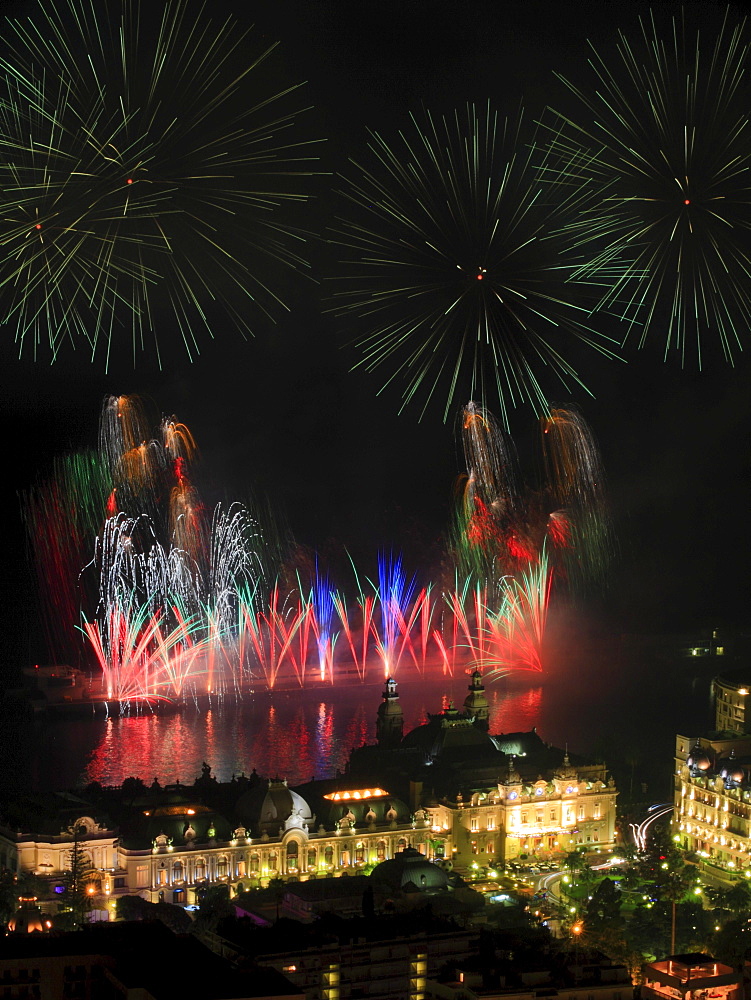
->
[0,0,320,365]
[542,8,751,366]
[453,400,610,592]
[81,513,207,701]
[452,401,523,587]
[240,585,305,690]
[449,401,610,672]
[485,550,552,676]
[27,394,284,698]
[541,407,611,587]
[82,596,207,703]
[26,394,610,694]
[22,449,111,662]
[309,570,339,682]
[329,102,622,423]
[444,579,492,671]
[372,553,416,677]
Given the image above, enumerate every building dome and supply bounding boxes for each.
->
[235,779,314,836]
[371,848,449,892]
[719,751,745,785]
[687,743,712,773]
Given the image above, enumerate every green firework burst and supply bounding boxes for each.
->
[543,8,751,366]
[0,0,321,366]
[328,103,624,425]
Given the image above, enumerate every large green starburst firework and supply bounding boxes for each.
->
[0,0,320,366]
[328,103,623,425]
[543,8,751,367]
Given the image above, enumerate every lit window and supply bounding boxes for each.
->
[323,788,388,801]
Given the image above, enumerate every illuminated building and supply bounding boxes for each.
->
[254,928,469,1000]
[674,667,751,869]
[352,678,618,867]
[0,678,617,912]
[641,954,741,1000]
[712,668,751,733]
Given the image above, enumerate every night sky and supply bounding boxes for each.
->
[1,0,750,670]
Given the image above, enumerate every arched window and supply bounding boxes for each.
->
[194,859,206,880]
[324,845,333,865]
[355,843,365,863]
[377,840,386,860]
[236,858,246,877]
[217,857,228,878]
[397,838,407,852]
[268,851,278,872]
[286,841,299,870]
[157,864,167,885]
[307,848,316,869]
[250,854,260,874]
[172,861,183,882]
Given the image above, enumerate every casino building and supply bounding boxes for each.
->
[0,675,618,915]
[674,667,751,871]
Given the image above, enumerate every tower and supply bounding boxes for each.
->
[463,669,490,730]
[376,677,404,747]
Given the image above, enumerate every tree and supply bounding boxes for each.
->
[717,879,751,917]
[626,901,669,961]
[0,869,48,927]
[581,879,627,962]
[61,830,93,929]
[707,916,751,968]
[267,876,286,922]
[193,883,234,933]
[563,850,588,891]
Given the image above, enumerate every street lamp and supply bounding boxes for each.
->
[572,921,582,967]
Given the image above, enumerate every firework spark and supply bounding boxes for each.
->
[543,8,751,365]
[329,103,622,423]
[0,0,320,365]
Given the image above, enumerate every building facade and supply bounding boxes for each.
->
[674,666,751,871]
[0,679,618,914]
